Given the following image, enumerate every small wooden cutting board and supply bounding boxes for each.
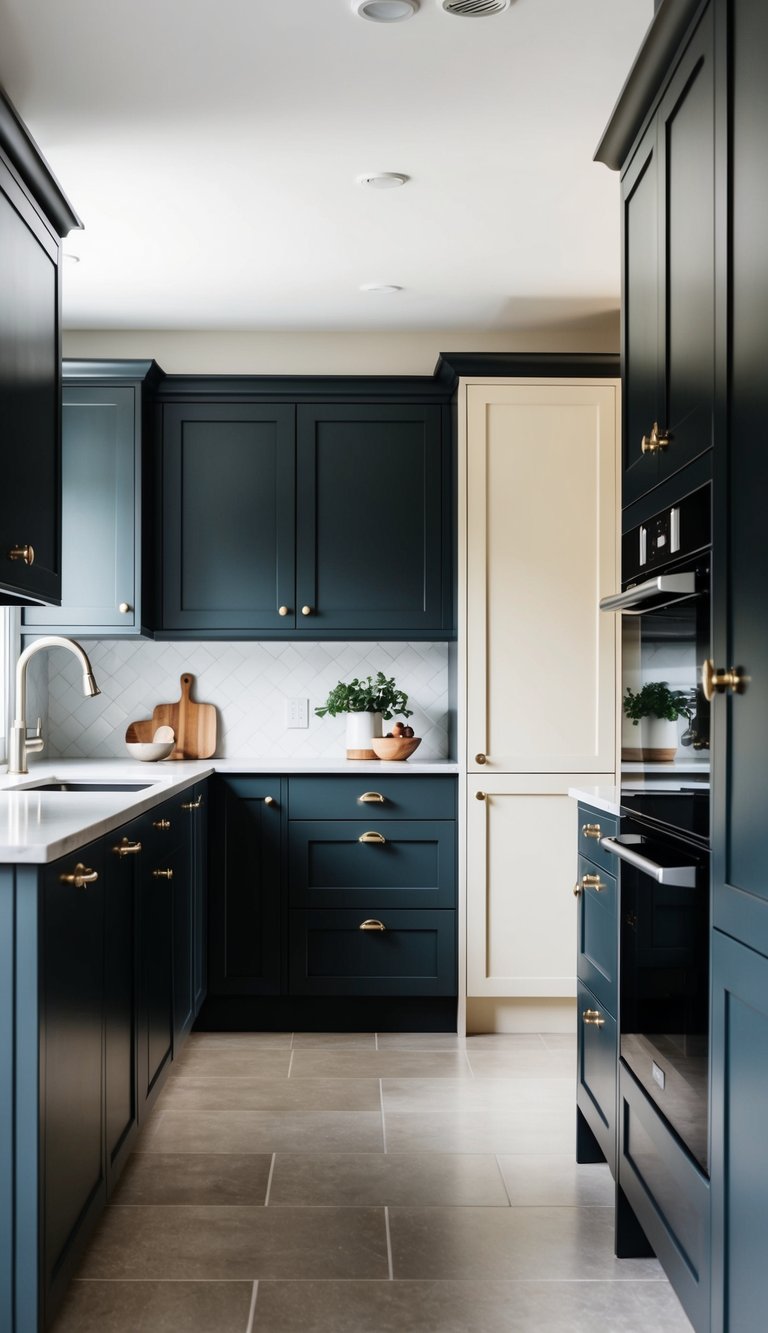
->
[151,674,217,760]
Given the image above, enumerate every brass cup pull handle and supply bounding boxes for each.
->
[153,818,171,830]
[278,605,289,616]
[8,544,35,566]
[358,831,387,845]
[582,1009,605,1027]
[581,873,606,892]
[181,794,203,810]
[359,919,387,932]
[113,838,142,857]
[153,868,174,880]
[301,605,313,616]
[264,795,276,806]
[582,823,601,839]
[702,658,749,701]
[60,863,98,889]
[640,422,672,455]
[475,752,487,765]
[358,791,385,804]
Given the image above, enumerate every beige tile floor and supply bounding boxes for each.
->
[51,1032,692,1333]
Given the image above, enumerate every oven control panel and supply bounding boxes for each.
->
[622,483,710,583]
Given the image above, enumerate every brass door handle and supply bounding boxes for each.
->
[581,873,606,892]
[264,795,276,806]
[582,1009,605,1027]
[641,422,672,454]
[475,753,487,765]
[8,544,35,565]
[278,605,289,616]
[358,791,385,804]
[153,818,171,830]
[301,605,313,616]
[359,919,386,931]
[181,794,203,810]
[60,863,98,888]
[581,823,601,839]
[358,831,387,845]
[702,659,749,701]
[153,868,174,880]
[113,837,142,857]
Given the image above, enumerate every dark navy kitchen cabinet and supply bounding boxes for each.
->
[619,3,716,513]
[137,810,175,1111]
[289,820,456,910]
[289,908,456,996]
[104,824,142,1192]
[0,92,80,608]
[23,362,161,637]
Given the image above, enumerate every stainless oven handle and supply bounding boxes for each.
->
[599,835,698,887]
[599,572,697,613]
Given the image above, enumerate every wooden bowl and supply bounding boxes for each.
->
[370,736,421,761]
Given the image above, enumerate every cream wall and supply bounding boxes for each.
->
[62,318,619,376]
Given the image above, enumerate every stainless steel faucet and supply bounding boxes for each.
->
[9,635,101,774]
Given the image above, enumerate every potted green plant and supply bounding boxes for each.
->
[315,672,413,759]
[623,681,694,761]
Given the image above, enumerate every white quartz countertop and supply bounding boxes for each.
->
[0,757,459,863]
[568,785,623,817]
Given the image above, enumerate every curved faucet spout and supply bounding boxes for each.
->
[10,636,101,774]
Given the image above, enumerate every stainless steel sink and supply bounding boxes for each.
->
[11,780,154,793]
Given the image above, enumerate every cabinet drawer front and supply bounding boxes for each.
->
[576,855,617,1015]
[289,821,455,908]
[577,805,619,874]
[289,909,456,995]
[577,981,617,1174]
[619,1064,710,1331]
[289,775,456,821]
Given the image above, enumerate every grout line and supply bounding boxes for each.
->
[245,1280,259,1333]
[464,1050,476,1079]
[263,1154,277,1207]
[375,1032,379,1050]
[384,1206,394,1281]
[287,1050,295,1078]
[290,1032,295,1049]
[379,1079,387,1153]
[495,1154,513,1207]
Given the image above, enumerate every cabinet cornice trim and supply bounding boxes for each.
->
[0,88,82,236]
[156,374,452,403]
[434,352,620,393]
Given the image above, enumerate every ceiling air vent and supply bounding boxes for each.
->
[439,0,511,14]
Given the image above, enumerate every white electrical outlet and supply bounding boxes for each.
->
[285,697,309,729]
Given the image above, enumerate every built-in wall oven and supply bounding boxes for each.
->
[600,482,711,1172]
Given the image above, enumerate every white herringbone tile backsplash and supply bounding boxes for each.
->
[43,640,451,760]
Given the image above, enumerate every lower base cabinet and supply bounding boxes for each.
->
[576,979,617,1177]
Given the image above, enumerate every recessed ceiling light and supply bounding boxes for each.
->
[357,172,409,189]
[353,0,419,21]
[359,283,403,293]
[438,0,511,14]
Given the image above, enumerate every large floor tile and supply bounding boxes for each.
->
[385,1108,574,1155]
[466,1049,575,1079]
[290,1050,473,1079]
[269,1152,509,1207]
[169,1049,292,1079]
[252,1279,692,1332]
[381,1076,573,1114]
[540,1032,577,1052]
[376,1033,468,1050]
[77,1205,389,1280]
[139,1109,384,1154]
[293,1032,376,1047]
[157,1075,381,1112]
[464,1034,547,1051]
[389,1205,666,1280]
[183,1032,293,1050]
[51,1280,254,1333]
[112,1152,272,1205]
[497,1153,615,1206]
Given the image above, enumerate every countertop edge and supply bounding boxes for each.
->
[568,785,623,817]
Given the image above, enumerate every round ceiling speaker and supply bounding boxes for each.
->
[353,0,420,21]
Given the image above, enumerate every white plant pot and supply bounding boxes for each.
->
[345,711,383,760]
[643,715,679,762]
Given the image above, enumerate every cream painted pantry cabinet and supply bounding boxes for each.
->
[461,371,620,1008]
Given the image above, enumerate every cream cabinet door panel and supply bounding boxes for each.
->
[466,382,619,773]
[466,774,613,998]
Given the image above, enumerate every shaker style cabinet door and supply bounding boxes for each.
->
[161,402,295,632]
[296,403,448,635]
[466,382,619,773]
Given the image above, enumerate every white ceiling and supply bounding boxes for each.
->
[0,0,652,333]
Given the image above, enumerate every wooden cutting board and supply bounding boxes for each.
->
[150,673,217,760]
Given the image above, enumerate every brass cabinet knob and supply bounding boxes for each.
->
[153,818,171,830]
[264,795,275,806]
[582,1009,605,1028]
[60,863,98,888]
[581,823,601,839]
[475,791,486,801]
[113,837,142,857]
[573,883,583,897]
[301,605,313,616]
[153,868,174,880]
[359,919,386,932]
[8,544,35,566]
[118,602,132,614]
[358,831,387,845]
[181,794,203,810]
[475,753,487,765]
[641,422,672,455]
[358,791,385,804]
[581,873,606,892]
[278,605,289,616]
[702,658,749,701]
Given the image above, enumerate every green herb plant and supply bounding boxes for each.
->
[623,681,694,726]
[315,672,413,721]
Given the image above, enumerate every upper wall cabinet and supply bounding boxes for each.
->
[0,90,81,606]
[158,393,452,639]
[621,3,715,512]
[23,361,161,637]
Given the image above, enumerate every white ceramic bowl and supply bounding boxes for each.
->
[125,741,175,762]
